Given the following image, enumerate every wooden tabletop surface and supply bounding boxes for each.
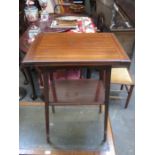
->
[23,33,130,67]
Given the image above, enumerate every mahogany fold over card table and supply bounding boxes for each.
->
[22,33,130,143]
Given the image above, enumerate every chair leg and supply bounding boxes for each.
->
[120,84,124,90]
[125,85,134,109]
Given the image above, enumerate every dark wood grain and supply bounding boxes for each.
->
[22,32,130,143]
[103,66,111,142]
[23,33,130,67]
[43,70,50,143]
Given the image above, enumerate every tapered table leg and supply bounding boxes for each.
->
[50,71,58,113]
[43,70,50,143]
[103,66,111,142]
[96,70,104,113]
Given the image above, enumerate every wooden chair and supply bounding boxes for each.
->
[111,68,134,108]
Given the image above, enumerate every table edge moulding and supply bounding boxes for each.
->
[23,33,130,67]
[22,32,130,144]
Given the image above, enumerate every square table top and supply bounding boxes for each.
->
[23,33,130,67]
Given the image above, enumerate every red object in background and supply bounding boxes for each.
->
[53,17,95,80]
[20,16,96,80]
[53,69,81,80]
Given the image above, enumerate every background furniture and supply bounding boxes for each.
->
[96,0,114,27]
[19,14,96,99]
[111,68,134,108]
[96,0,135,59]
[19,51,28,101]
[84,67,134,109]
[115,0,135,26]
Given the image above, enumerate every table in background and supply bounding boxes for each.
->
[20,14,96,99]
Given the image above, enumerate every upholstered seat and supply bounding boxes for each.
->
[111,68,133,85]
[111,68,134,108]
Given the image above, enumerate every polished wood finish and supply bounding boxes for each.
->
[22,32,130,143]
[103,66,111,142]
[43,70,50,143]
[23,33,130,67]
[19,14,88,54]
